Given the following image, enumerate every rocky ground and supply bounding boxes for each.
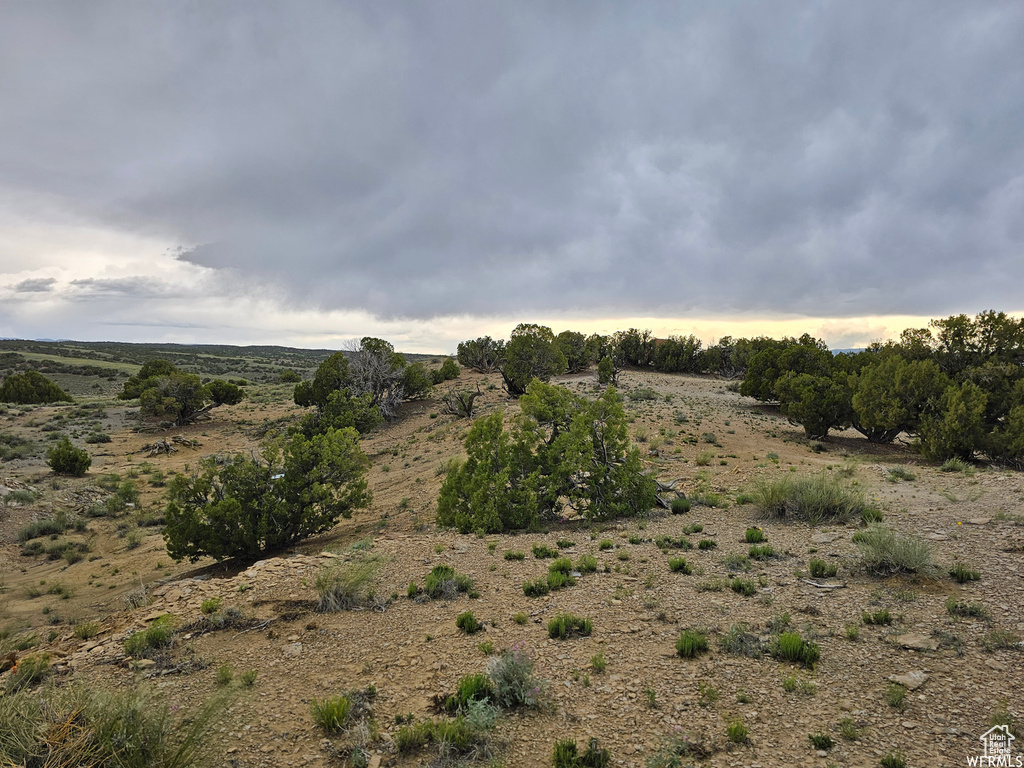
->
[1,370,1022,767]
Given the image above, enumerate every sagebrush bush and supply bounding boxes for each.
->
[485,647,542,708]
[670,497,691,515]
[754,473,866,524]
[856,525,931,575]
[719,623,763,657]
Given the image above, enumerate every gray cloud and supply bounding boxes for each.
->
[1,1,1023,330]
[12,278,56,293]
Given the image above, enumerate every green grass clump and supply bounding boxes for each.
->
[315,559,379,611]
[862,608,892,625]
[730,578,757,597]
[532,543,559,559]
[456,610,481,634]
[512,611,529,625]
[839,717,860,740]
[73,621,101,640]
[808,558,837,578]
[949,563,981,583]
[444,673,496,715]
[552,737,611,768]
[423,564,474,599]
[309,694,353,733]
[856,525,931,575]
[748,544,776,560]
[394,715,490,756]
[123,616,175,658]
[887,466,916,482]
[744,527,765,543]
[726,717,748,744]
[675,629,709,659]
[880,750,907,768]
[590,653,607,673]
[522,578,550,597]
[0,684,231,766]
[548,613,593,640]
[754,473,867,524]
[598,539,614,550]
[655,535,692,550]
[4,653,51,692]
[576,554,598,573]
[885,683,907,710]
[771,631,820,668]
[940,457,971,473]
[504,550,525,561]
[667,557,691,574]
[697,539,717,550]
[200,597,222,615]
[546,570,576,591]
[946,596,988,619]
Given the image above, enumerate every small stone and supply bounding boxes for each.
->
[895,633,938,651]
[967,518,992,525]
[889,671,928,690]
[283,642,303,658]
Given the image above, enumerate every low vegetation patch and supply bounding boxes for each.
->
[548,613,593,640]
[552,737,611,768]
[771,631,820,668]
[856,525,932,575]
[675,629,709,659]
[754,473,868,524]
[314,558,379,611]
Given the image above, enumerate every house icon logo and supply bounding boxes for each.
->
[970,725,1021,767]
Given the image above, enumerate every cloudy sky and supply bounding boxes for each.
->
[1,2,1022,352]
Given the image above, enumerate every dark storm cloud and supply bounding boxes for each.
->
[2,1,1022,323]
[11,278,56,293]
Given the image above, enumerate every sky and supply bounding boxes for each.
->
[1,2,1022,354]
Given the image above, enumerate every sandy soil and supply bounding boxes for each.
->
[1,370,1022,767]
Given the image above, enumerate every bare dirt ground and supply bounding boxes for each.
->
[2,370,1022,767]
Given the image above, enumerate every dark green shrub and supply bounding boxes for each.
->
[697,538,716,550]
[504,550,525,561]
[748,544,776,560]
[0,371,72,404]
[163,428,370,562]
[46,437,91,476]
[670,497,691,515]
[809,732,834,750]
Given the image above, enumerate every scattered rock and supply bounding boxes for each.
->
[895,634,939,651]
[889,671,928,690]
[283,642,303,658]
